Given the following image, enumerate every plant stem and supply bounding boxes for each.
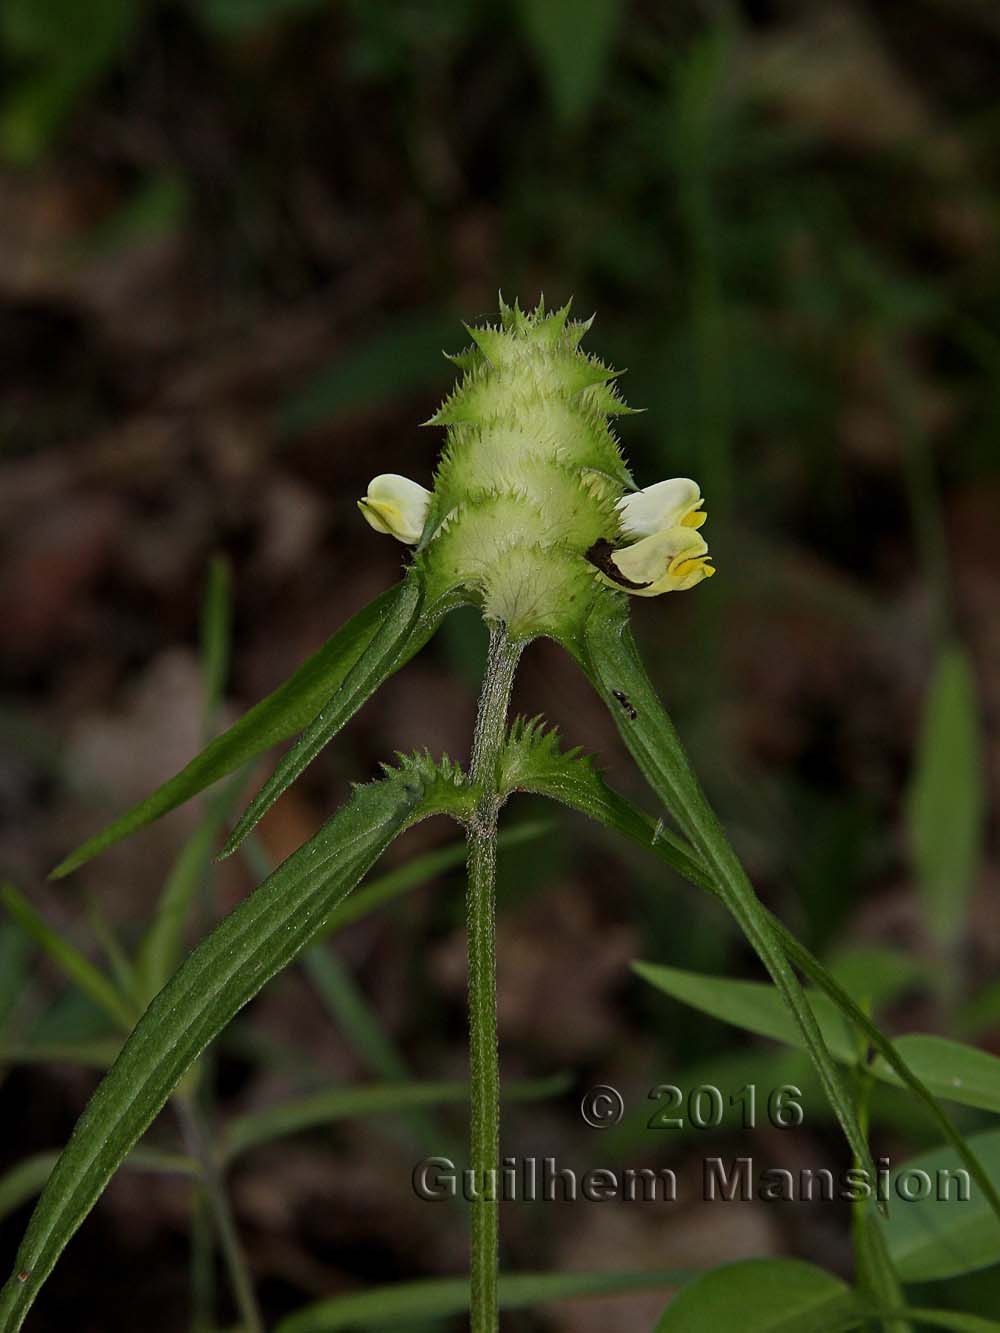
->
[466,625,523,1333]
[176,1095,263,1333]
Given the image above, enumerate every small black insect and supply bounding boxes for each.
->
[585,539,651,591]
[612,689,637,721]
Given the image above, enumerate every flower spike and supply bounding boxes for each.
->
[357,299,714,639]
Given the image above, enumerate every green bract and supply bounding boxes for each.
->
[358,297,714,640]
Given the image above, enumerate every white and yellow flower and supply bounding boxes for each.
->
[358,474,432,545]
[607,477,715,596]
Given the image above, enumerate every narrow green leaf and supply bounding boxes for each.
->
[200,554,233,729]
[0,761,457,1331]
[0,1148,198,1226]
[300,944,415,1081]
[880,1129,1000,1282]
[0,925,33,1033]
[873,1035,1000,1113]
[0,884,133,1032]
[0,1156,57,1226]
[219,570,431,857]
[134,773,245,1003]
[632,961,855,1063]
[276,1268,694,1333]
[906,642,985,945]
[84,897,139,1009]
[633,961,1000,1117]
[222,1072,570,1163]
[51,579,441,878]
[902,1314,1000,1333]
[653,1258,860,1332]
[571,597,880,1207]
[0,1038,121,1069]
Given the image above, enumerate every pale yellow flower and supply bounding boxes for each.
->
[609,478,715,595]
[358,474,432,545]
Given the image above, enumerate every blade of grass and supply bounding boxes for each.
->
[0,925,34,1035]
[906,641,985,953]
[0,884,133,1032]
[221,1073,570,1163]
[200,555,232,735]
[84,897,139,1011]
[135,771,248,1003]
[275,1268,696,1333]
[0,1148,198,1225]
[0,1038,122,1069]
[240,833,415,1086]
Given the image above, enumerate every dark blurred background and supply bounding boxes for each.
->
[1,1,999,1328]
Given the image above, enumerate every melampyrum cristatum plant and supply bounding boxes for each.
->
[4,298,999,1333]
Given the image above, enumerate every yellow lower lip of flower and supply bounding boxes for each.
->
[605,525,713,596]
[681,507,707,529]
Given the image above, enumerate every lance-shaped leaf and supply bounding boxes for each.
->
[134,771,247,1004]
[0,884,133,1032]
[0,1148,198,1227]
[632,962,1000,1116]
[906,641,985,947]
[567,594,879,1200]
[501,719,1000,1230]
[219,570,434,858]
[221,1072,570,1163]
[52,576,449,879]
[277,1268,695,1333]
[653,1258,861,1333]
[0,755,471,1332]
[880,1129,1000,1281]
[0,1038,122,1069]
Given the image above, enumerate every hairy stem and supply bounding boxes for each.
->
[176,1096,263,1333]
[466,626,523,1333]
